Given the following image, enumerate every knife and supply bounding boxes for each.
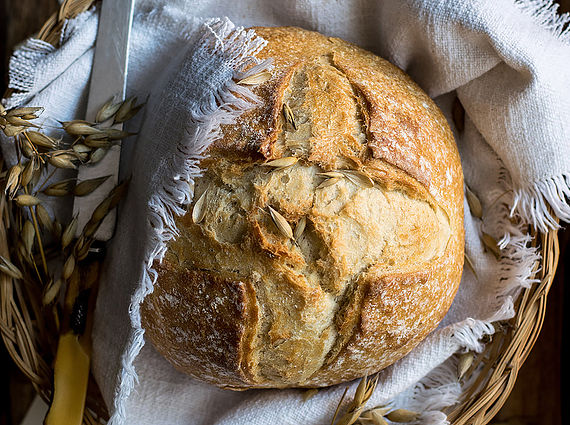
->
[44,2,135,424]
[72,0,135,240]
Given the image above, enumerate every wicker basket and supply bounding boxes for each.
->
[0,1,561,424]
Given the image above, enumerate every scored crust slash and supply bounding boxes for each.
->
[141,26,464,389]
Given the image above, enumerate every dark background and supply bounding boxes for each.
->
[0,1,568,424]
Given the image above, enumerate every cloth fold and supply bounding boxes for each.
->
[2,1,569,424]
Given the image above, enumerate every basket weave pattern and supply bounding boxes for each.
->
[0,1,560,424]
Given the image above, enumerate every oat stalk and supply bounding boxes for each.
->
[332,375,379,425]
[0,98,141,421]
[22,185,48,276]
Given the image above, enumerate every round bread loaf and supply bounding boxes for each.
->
[141,26,464,389]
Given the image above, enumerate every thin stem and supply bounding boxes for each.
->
[23,132,40,156]
[29,206,48,276]
[331,387,349,425]
[15,136,22,163]
[30,254,43,284]
[36,167,59,193]
[20,208,44,284]
[23,186,48,276]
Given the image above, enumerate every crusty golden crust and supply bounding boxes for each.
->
[140,264,259,388]
[141,26,464,389]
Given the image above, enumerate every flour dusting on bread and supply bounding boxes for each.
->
[141,26,464,389]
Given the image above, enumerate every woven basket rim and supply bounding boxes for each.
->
[0,1,561,424]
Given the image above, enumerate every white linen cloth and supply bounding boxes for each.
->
[2,1,570,424]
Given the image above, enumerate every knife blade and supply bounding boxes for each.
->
[72,0,135,240]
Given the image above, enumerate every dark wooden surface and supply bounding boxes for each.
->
[0,1,568,425]
[1,2,61,424]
